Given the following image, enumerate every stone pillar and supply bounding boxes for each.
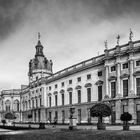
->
[105,65,109,96]
[116,62,121,97]
[129,59,134,96]
[128,99,136,124]
[41,109,46,122]
[41,87,44,106]
[115,100,122,123]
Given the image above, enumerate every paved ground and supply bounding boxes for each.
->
[0,127,140,140]
[0,125,140,140]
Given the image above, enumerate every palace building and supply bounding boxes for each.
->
[1,32,140,124]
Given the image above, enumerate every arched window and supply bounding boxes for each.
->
[14,100,19,111]
[5,100,11,112]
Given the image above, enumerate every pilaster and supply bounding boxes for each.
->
[115,100,122,123]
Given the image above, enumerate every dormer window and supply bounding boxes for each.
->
[123,63,128,69]
[111,66,116,72]
[136,60,140,67]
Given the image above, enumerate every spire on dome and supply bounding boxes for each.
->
[35,32,44,56]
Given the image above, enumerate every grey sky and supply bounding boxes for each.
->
[0,0,140,90]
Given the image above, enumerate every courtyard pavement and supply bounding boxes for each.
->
[0,126,140,140]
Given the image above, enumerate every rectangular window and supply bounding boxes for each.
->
[136,78,140,96]
[55,84,57,89]
[111,66,116,72]
[78,90,81,103]
[62,94,64,105]
[123,79,128,97]
[49,96,51,107]
[111,82,116,98]
[61,82,64,87]
[98,71,102,76]
[136,60,140,66]
[69,92,72,104]
[69,80,72,84]
[78,109,81,124]
[62,110,65,123]
[55,95,57,106]
[87,88,91,102]
[77,77,81,82]
[49,112,52,122]
[49,86,51,90]
[98,86,102,101]
[87,74,91,80]
[40,98,42,106]
[36,99,38,107]
[55,111,58,122]
[32,100,34,108]
[123,63,128,69]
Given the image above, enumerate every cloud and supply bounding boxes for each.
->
[0,0,30,41]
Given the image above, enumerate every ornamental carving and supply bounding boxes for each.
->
[75,85,82,90]
[95,80,103,85]
[133,71,140,76]
[108,76,117,81]
[53,91,58,95]
[120,73,130,79]
[67,87,73,92]
[48,93,52,96]
[84,83,92,88]
[60,89,65,94]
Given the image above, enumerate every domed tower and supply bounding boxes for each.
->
[28,33,53,83]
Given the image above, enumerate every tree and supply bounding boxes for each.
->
[120,112,132,130]
[90,102,112,130]
[1,119,6,126]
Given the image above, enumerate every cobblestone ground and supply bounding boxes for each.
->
[0,125,140,140]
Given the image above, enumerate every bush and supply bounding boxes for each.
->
[1,119,6,126]
[90,102,112,130]
[120,112,132,131]
[120,112,132,122]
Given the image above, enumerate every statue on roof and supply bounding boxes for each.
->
[129,28,133,41]
[116,34,120,45]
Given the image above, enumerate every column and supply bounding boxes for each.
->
[115,100,122,123]
[105,65,109,96]
[128,99,135,124]
[116,62,121,97]
[129,59,134,96]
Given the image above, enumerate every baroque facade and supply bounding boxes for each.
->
[1,34,140,124]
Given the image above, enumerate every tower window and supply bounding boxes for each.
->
[98,71,102,76]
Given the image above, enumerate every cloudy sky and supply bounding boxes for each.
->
[0,0,140,90]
